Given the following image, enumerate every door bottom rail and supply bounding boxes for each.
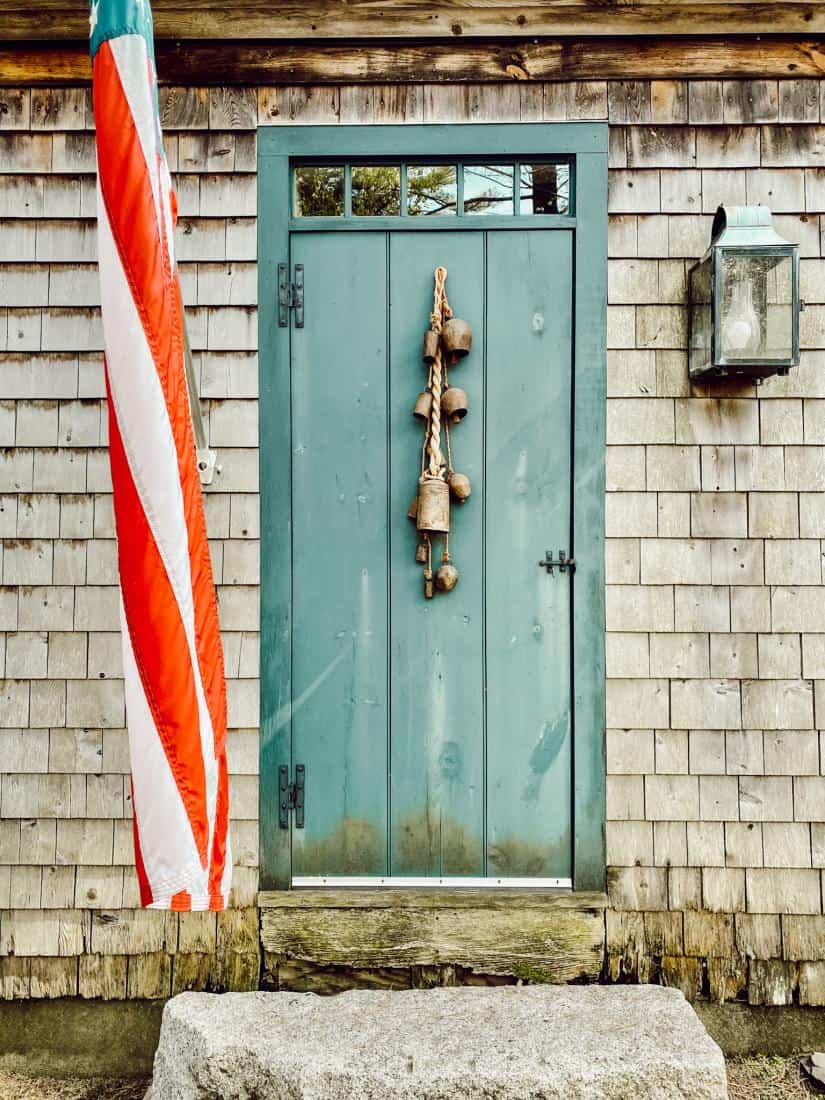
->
[291,876,573,889]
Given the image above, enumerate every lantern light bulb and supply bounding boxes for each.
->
[727,277,759,354]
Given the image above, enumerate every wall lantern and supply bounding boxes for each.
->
[688,205,800,382]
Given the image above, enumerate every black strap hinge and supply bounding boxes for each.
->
[278,764,305,829]
[278,263,304,328]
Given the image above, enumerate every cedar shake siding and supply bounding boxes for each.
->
[1,79,825,1004]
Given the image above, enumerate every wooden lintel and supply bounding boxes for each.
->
[4,3,825,41]
[3,37,825,86]
[258,889,609,909]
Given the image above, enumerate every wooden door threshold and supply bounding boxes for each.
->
[259,887,607,989]
[259,888,607,908]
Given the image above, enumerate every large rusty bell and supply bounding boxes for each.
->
[449,471,472,503]
[441,318,473,360]
[442,386,468,424]
[413,390,432,421]
[416,476,450,534]
[422,330,440,363]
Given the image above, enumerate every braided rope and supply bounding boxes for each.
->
[425,266,452,479]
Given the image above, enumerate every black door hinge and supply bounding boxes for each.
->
[278,263,304,328]
[278,764,305,829]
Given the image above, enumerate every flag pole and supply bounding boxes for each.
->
[182,315,218,486]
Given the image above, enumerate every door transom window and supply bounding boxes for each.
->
[292,159,573,219]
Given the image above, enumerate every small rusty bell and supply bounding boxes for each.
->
[413,390,432,421]
[441,318,473,360]
[441,386,468,424]
[422,330,440,363]
[416,476,450,534]
[423,569,435,600]
[407,494,419,521]
[449,471,472,503]
[435,559,460,592]
[415,541,428,564]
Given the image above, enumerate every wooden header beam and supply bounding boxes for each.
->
[2,37,825,86]
[3,1,825,41]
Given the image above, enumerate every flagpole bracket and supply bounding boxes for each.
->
[196,448,218,486]
[182,314,218,487]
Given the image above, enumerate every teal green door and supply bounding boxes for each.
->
[258,125,607,891]
[289,227,572,882]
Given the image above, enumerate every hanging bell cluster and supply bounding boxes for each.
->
[408,266,474,599]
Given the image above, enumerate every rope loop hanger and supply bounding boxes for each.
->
[425,265,451,480]
[409,266,473,599]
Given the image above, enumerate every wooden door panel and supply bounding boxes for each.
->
[388,231,486,877]
[485,230,574,878]
[289,227,574,880]
[290,231,390,876]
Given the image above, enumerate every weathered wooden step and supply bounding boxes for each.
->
[260,889,607,987]
[153,986,729,1099]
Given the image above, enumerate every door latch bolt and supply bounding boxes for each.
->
[538,550,575,575]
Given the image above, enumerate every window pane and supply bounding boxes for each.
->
[463,164,514,216]
[293,166,344,217]
[352,165,401,216]
[521,163,570,215]
[407,165,457,216]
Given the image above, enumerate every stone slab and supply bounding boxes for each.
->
[153,986,728,1099]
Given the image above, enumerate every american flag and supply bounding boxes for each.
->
[90,0,231,910]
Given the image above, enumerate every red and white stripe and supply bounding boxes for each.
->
[93,34,231,910]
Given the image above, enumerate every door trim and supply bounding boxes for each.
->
[258,124,607,892]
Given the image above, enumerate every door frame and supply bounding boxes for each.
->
[258,123,607,893]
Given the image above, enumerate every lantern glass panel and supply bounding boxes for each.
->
[719,250,793,361]
[689,256,712,376]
